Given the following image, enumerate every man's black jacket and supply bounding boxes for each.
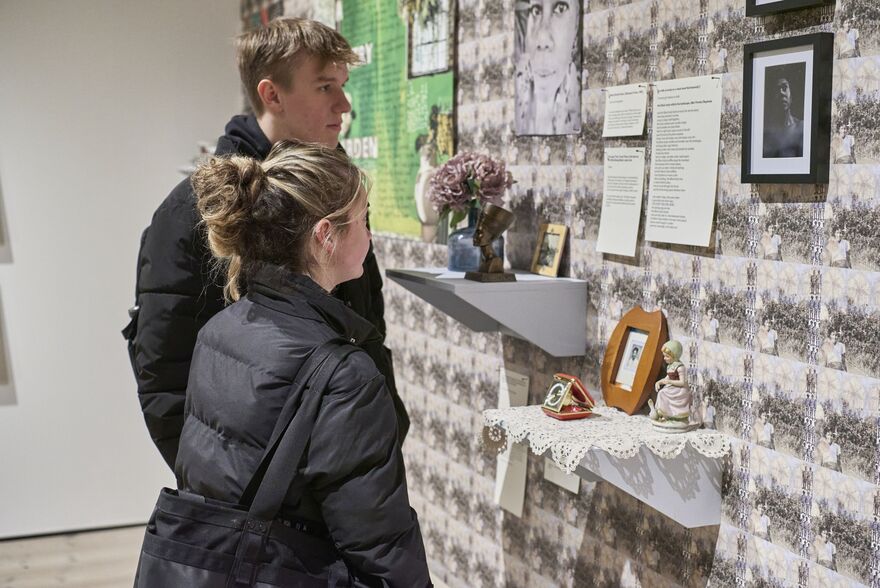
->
[123,115,407,469]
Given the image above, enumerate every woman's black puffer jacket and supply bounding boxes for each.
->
[174,264,430,586]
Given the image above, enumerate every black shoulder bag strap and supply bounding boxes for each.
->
[228,338,355,586]
[239,337,354,511]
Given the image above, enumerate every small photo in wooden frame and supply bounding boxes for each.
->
[745,0,833,17]
[601,306,668,415]
[614,329,649,391]
[531,223,567,277]
[741,33,833,184]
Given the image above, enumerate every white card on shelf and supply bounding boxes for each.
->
[493,367,529,516]
[543,457,581,494]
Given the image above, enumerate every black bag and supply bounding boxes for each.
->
[134,339,358,587]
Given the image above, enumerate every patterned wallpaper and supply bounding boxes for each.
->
[244,0,879,585]
[375,0,879,586]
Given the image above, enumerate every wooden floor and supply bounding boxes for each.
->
[0,526,144,587]
[0,526,449,587]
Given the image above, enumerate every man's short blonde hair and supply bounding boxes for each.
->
[235,18,359,115]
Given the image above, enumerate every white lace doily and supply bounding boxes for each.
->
[482,405,730,474]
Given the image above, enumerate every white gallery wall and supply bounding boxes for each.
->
[0,0,241,538]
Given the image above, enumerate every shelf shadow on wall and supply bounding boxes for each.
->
[572,481,720,587]
[495,476,721,586]
[0,177,12,263]
[0,287,16,406]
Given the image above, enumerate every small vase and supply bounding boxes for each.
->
[447,208,504,272]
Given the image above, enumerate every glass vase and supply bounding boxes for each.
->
[447,207,504,272]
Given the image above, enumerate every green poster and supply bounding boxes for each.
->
[339,0,454,239]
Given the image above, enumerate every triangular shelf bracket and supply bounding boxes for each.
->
[386,268,587,357]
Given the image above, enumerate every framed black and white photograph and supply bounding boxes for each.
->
[514,0,582,136]
[531,223,568,277]
[745,0,834,17]
[613,328,648,391]
[742,33,833,184]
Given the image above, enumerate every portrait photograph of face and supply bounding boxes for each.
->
[742,33,833,183]
[625,343,643,368]
[762,63,806,158]
[514,0,583,136]
[614,329,648,391]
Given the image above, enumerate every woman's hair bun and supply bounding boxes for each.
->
[191,155,267,258]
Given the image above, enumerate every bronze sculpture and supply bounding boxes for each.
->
[465,203,516,282]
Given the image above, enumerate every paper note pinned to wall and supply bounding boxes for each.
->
[646,76,723,247]
[596,147,646,257]
[603,83,649,137]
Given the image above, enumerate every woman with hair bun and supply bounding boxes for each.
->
[174,141,430,585]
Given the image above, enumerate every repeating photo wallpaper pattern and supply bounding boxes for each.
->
[260,0,879,585]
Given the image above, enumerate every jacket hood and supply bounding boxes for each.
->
[247,264,381,348]
[215,114,272,159]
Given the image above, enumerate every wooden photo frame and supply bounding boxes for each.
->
[745,0,833,17]
[531,223,567,277]
[601,306,668,415]
[741,33,833,184]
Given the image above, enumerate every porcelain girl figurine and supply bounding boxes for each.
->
[648,340,694,431]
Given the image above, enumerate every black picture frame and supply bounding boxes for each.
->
[745,0,834,17]
[742,33,833,184]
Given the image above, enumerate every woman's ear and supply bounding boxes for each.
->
[313,219,335,254]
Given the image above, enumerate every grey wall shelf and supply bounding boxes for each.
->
[485,406,727,529]
[386,268,587,357]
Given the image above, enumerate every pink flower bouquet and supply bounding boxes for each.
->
[428,152,514,227]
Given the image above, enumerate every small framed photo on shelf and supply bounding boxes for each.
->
[531,223,567,277]
[745,0,833,17]
[601,306,668,415]
[741,33,833,184]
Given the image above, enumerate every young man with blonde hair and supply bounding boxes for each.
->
[124,18,408,469]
